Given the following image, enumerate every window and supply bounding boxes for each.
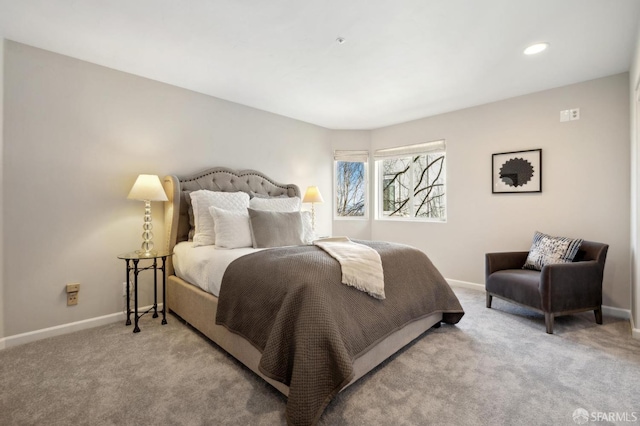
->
[334,150,368,219]
[375,140,446,221]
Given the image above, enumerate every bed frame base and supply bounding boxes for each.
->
[167,275,443,396]
[162,169,444,398]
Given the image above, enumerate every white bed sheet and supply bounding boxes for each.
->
[173,242,263,296]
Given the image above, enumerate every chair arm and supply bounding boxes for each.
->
[539,261,603,312]
[485,251,529,278]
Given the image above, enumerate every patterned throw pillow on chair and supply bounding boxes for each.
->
[523,231,583,271]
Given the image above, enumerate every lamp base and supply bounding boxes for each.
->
[136,249,158,257]
[138,200,156,257]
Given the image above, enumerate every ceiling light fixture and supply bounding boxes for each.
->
[524,42,549,55]
[336,37,346,44]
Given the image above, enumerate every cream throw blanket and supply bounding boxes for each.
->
[313,237,385,299]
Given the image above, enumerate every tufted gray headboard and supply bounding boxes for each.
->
[163,167,300,275]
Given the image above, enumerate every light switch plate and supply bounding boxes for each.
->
[66,283,80,293]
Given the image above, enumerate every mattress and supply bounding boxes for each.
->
[172,241,263,296]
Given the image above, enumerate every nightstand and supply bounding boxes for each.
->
[117,251,171,333]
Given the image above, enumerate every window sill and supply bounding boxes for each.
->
[374,217,447,224]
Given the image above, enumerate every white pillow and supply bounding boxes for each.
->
[209,207,253,249]
[189,190,250,247]
[249,196,301,212]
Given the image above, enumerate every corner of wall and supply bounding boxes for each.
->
[632,315,640,340]
[631,19,640,337]
[1,38,5,343]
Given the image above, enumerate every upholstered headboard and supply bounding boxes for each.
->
[163,167,300,275]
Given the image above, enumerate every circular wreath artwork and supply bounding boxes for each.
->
[499,157,534,188]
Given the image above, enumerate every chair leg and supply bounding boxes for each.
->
[486,293,492,308]
[544,312,554,334]
[594,307,603,324]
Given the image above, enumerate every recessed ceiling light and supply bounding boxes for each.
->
[524,42,549,55]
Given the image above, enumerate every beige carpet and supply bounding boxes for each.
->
[1,286,639,426]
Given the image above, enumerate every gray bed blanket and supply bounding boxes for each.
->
[215,240,464,426]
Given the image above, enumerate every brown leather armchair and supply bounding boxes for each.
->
[485,241,608,334]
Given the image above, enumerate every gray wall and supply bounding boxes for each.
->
[630,25,640,333]
[3,41,331,336]
[329,74,632,313]
[0,39,5,342]
[2,39,634,340]
[368,74,631,310]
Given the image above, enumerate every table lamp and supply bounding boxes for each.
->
[127,174,168,256]
[302,186,324,231]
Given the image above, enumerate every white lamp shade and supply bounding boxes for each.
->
[303,186,324,203]
[127,174,168,201]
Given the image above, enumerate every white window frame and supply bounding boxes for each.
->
[334,150,369,220]
[374,140,447,222]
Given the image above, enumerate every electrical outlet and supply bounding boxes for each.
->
[122,282,129,297]
[66,283,79,306]
[560,108,580,122]
[570,108,580,120]
[67,292,78,306]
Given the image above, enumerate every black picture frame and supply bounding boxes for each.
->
[492,149,542,193]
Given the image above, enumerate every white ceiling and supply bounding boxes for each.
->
[1,0,639,129]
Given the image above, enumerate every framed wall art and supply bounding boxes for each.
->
[492,149,542,193]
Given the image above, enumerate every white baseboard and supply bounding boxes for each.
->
[0,304,162,349]
[447,279,484,292]
[2,290,637,346]
[1,312,125,349]
[631,316,640,340]
[446,278,632,320]
[601,305,630,320]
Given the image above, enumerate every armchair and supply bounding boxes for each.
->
[485,240,608,334]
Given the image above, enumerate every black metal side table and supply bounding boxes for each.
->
[117,251,171,333]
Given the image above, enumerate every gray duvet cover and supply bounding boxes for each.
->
[216,240,464,426]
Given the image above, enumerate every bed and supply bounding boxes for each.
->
[162,167,464,426]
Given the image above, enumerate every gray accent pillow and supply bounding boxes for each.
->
[248,208,305,248]
[523,231,583,271]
